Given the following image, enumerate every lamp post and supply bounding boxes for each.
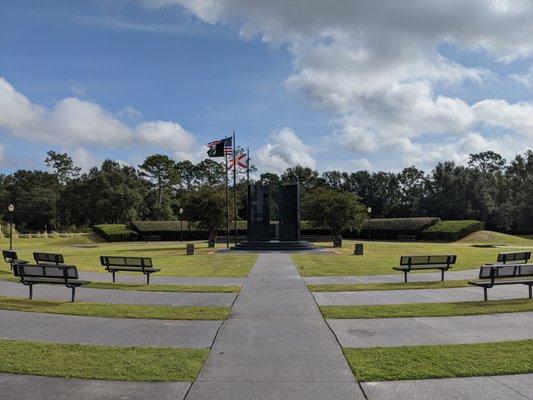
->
[367,206,372,241]
[8,204,14,250]
[179,208,184,242]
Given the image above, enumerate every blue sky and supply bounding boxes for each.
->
[1,0,532,174]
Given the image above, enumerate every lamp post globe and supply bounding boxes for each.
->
[179,208,184,242]
[366,206,372,241]
[8,204,14,250]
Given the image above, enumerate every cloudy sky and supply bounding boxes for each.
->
[1,0,532,174]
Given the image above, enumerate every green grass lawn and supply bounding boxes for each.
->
[293,234,533,276]
[344,340,533,381]
[309,280,470,292]
[0,296,230,320]
[321,299,533,319]
[87,282,241,293]
[0,339,208,381]
[0,236,257,277]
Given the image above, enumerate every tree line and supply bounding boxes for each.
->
[0,149,531,234]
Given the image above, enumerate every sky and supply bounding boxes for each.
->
[1,0,533,175]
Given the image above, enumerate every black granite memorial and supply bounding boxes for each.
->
[233,183,313,251]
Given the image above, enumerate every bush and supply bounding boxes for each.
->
[93,224,138,242]
[358,217,440,239]
[421,220,484,241]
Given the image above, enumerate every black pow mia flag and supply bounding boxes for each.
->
[207,137,233,158]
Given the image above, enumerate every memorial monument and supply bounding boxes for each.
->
[233,183,314,251]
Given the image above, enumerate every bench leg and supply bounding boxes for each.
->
[441,269,445,281]
[71,287,76,303]
[29,285,33,300]
[483,287,488,301]
[146,273,150,285]
[404,271,408,283]
[112,271,116,283]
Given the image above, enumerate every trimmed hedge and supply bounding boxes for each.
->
[421,220,484,241]
[93,224,138,242]
[358,217,440,240]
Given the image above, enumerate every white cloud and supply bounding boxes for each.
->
[141,0,533,168]
[472,99,533,137]
[256,127,315,173]
[352,158,373,170]
[0,77,200,161]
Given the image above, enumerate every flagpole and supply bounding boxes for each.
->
[233,130,237,246]
[225,151,229,249]
[246,147,250,238]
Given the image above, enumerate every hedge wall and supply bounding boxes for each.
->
[357,217,440,239]
[93,224,138,242]
[421,220,484,241]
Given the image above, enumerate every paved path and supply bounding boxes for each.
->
[0,373,191,400]
[362,374,533,399]
[314,285,530,305]
[0,310,221,348]
[304,269,478,285]
[78,271,244,286]
[186,253,365,400]
[0,280,236,306]
[328,312,533,348]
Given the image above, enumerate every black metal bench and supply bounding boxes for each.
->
[100,256,160,284]
[393,255,457,282]
[496,251,531,265]
[469,264,533,301]
[33,252,65,265]
[16,264,90,302]
[397,234,416,242]
[3,250,28,271]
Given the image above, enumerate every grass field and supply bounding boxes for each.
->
[0,236,257,277]
[293,233,533,276]
[308,280,470,292]
[344,340,533,381]
[0,296,230,320]
[0,339,208,381]
[321,299,533,319]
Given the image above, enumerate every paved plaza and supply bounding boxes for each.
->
[1,253,532,399]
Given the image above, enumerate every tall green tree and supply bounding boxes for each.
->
[183,186,228,241]
[302,187,366,238]
[139,154,177,220]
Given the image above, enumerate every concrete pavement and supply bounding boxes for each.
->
[328,312,533,347]
[185,253,366,400]
[0,310,221,348]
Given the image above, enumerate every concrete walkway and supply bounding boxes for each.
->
[362,374,533,400]
[78,271,244,286]
[0,374,191,400]
[314,285,530,305]
[0,280,236,306]
[186,253,365,400]
[304,269,478,285]
[328,312,533,348]
[0,310,221,348]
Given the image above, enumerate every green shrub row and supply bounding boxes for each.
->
[93,224,138,242]
[357,217,440,239]
[421,220,484,241]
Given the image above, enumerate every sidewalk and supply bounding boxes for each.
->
[186,253,366,400]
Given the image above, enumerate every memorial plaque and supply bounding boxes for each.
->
[278,184,300,241]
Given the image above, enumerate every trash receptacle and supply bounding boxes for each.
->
[208,239,215,248]
[186,243,195,255]
[354,243,364,255]
[333,236,343,248]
